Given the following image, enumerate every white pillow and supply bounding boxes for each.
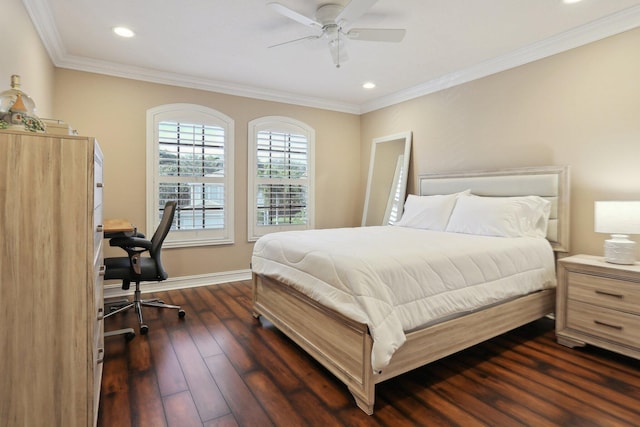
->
[445,194,551,238]
[395,190,469,231]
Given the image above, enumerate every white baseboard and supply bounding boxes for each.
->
[103,269,252,300]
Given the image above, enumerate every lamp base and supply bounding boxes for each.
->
[604,234,636,265]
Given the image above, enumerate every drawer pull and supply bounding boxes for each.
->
[594,320,623,331]
[96,348,104,364]
[99,265,106,277]
[96,224,104,233]
[97,307,104,320]
[96,182,104,188]
[595,290,623,299]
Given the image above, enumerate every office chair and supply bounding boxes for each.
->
[104,200,185,335]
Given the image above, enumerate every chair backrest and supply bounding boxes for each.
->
[149,200,177,256]
[150,200,177,261]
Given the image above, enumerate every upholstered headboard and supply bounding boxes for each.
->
[418,166,570,252]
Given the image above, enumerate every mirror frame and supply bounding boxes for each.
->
[361,131,412,226]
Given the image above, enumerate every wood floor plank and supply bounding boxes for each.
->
[196,286,234,320]
[180,286,214,313]
[415,367,525,427]
[98,337,132,427]
[462,345,629,426]
[443,356,569,423]
[254,319,353,410]
[125,329,153,374]
[380,368,487,426]
[498,336,640,414]
[129,373,167,427]
[145,321,189,397]
[182,308,224,359]
[168,327,230,421]
[203,414,240,427]
[198,310,257,374]
[243,370,306,426]
[491,339,640,424]
[430,363,551,426]
[224,318,302,393]
[204,354,273,426]
[507,333,640,396]
[287,389,344,426]
[100,282,640,427]
[376,381,459,427]
[163,390,203,427]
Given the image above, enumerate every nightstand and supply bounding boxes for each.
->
[556,254,640,360]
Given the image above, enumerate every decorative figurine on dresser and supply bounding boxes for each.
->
[0,74,46,132]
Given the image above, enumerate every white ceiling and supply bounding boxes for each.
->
[23,0,640,114]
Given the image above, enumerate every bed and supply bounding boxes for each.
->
[251,166,570,414]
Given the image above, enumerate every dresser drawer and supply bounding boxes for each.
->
[566,300,640,349]
[567,271,640,315]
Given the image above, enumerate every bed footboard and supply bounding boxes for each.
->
[252,273,376,414]
[253,272,556,415]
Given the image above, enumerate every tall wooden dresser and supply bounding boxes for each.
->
[0,129,105,427]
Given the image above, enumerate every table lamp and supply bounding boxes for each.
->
[594,201,640,264]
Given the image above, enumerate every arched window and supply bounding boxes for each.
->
[147,104,234,247]
[248,116,315,241]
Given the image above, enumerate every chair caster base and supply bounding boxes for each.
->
[105,327,136,342]
[178,309,186,318]
[140,324,149,335]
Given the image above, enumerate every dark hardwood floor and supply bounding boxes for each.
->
[99,281,640,427]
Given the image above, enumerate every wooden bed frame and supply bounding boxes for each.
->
[252,166,570,414]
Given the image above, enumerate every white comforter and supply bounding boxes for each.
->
[251,226,556,371]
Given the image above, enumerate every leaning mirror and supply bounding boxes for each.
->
[362,131,412,226]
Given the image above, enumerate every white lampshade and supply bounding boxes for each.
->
[595,201,640,264]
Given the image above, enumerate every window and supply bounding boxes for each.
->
[147,104,234,247]
[248,116,315,241]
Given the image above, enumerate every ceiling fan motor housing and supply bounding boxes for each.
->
[315,4,344,26]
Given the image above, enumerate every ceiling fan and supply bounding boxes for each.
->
[267,0,406,68]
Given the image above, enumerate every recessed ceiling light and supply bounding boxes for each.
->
[113,26,135,38]
[562,0,583,4]
[362,82,376,89]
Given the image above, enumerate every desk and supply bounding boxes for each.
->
[103,218,135,235]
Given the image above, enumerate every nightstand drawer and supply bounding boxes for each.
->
[566,300,640,348]
[567,271,640,315]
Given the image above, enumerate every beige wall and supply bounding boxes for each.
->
[361,27,640,259]
[53,70,361,276]
[0,0,55,117]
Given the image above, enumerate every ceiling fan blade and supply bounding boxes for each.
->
[267,2,322,28]
[346,28,406,42]
[268,34,321,49]
[336,0,378,24]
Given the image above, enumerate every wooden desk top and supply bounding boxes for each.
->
[103,218,135,234]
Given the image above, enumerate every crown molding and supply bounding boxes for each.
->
[54,54,363,114]
[360,4,640,113]
[23,0,640,115]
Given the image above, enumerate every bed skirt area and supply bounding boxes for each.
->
[252,272,556,415]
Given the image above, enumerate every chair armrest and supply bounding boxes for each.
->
[109,236,152,251]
